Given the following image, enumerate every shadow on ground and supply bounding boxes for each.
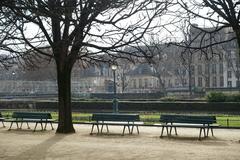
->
[7,134,65,160]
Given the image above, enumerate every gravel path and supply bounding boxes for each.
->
[0,123,240,160]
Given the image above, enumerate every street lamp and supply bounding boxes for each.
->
[111,64,118,113]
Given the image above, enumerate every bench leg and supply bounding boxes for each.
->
[122,125,126,136]
[26,122,30,129]
[90,124,95,135]
[199,128,203,140]
[169,126,177,136]
[166,126,169,136]
[199,127,207,140]
[203,128,206,137]
[8,122,13,130]
[101,124,109,134]
[160,126,165,138]
[44,123,47,130]
[2,121,5,128]
[16,122,19,129]
[127,125,131,134]
[90,124,100,135]
[173,127,177,135]
[33,122,38,132]
[211,128,214,136]
[105,125,109,133]
[40,122,44,131]
[207,127,214,137]
[96,124,100,134]
[50,122,54,130]
[130,125,139,135]
[20,122,23,129]
[100,125,103,133]
[136,126,139,134]
[131,125,134,134]
[169,126,172,136]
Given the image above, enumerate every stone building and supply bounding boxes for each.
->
[0,25,239,96]
[188,25,240,90]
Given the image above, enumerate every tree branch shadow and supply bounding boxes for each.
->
[8,134,65,160]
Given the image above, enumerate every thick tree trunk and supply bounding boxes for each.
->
[56,64,75,133]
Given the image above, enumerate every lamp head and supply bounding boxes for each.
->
[111,64,117,71]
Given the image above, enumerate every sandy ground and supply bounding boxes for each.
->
[0,123,240,160]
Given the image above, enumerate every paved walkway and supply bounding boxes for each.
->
[0,123,240,160]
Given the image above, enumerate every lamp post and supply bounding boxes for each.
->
[111,64,118,113]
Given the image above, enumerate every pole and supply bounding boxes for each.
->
[113,69,118,113]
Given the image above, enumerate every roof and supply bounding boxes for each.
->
[128,63,154,76]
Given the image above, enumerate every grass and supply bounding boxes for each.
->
[2,111,240,127]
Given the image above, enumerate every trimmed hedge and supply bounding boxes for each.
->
[206,92,240,102]
[0,100,239,114]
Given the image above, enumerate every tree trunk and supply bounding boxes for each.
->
[188,64,193,97]
[56,63,75,133]
[235,30,240,92]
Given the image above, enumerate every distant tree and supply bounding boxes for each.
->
[116,59,132,93]
[1,0,172,133]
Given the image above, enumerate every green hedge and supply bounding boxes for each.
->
[206,92,240,102]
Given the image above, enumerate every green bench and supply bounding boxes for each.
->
[91,113,142,135]
[158,114,219,140]
[0,112,5,127]
[7,112,55,131]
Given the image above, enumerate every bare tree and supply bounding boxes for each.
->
[177,0,240,90]
[0,2,18,68]
[1,0,172,133]
[116,59,132,93]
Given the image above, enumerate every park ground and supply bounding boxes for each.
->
[0,123,240,160]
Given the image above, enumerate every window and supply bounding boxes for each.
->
[198,77,202,87]
[205,77,210,87]
[219,63,224,74]
[212,77,217,87]
[220,76,224,87]
[139,79,142,88]
[183,79,187,86]
[191,77,195,87]
[205,64,210,75]
[227,61,232,68]
[237,81,240,87]
[133,79,136,88]
[168,80,172,87]
[190,66,195,75]
[227,81,232,87]
[197,65,202,75]
[144,78,148,88]
[175,79,179,86]
[227,71,232,78]
[211,64,217,74]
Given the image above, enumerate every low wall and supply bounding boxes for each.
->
[0,100,240,114]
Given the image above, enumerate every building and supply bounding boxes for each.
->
[188,25,240,90]
[0,25,239,96]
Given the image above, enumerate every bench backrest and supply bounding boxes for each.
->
[92,113,140,122]
[12,112,52,120]
[160,114,217,124]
